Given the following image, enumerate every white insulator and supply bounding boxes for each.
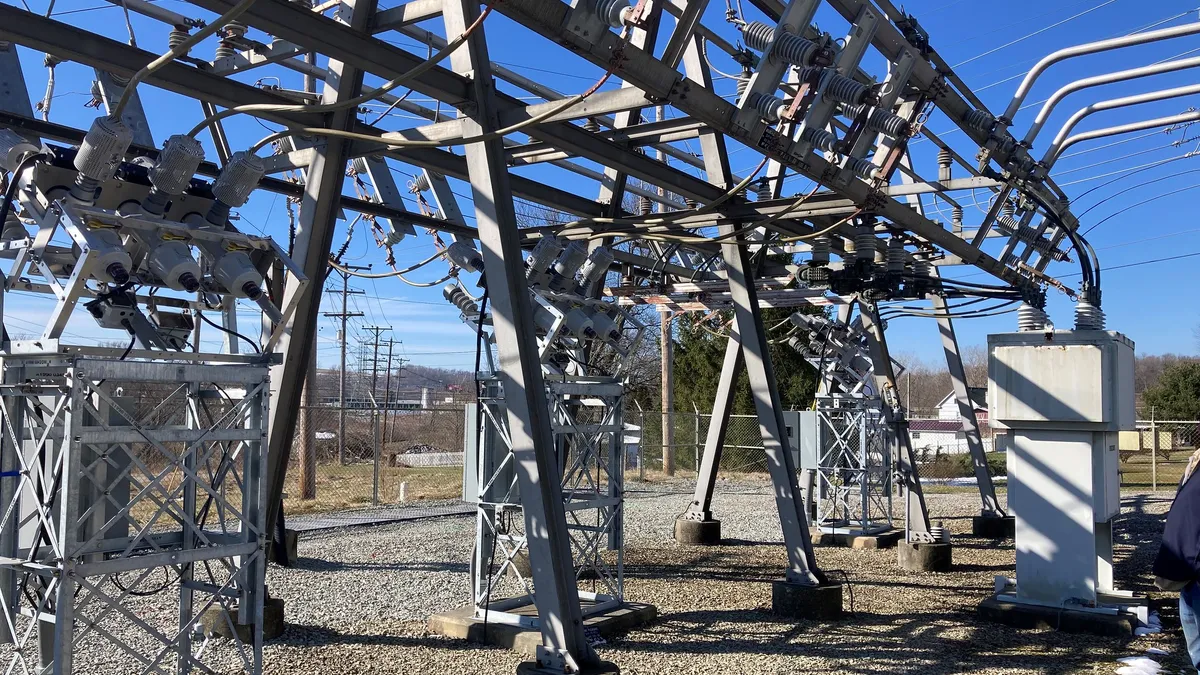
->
[741,22,821,67]
[75,116,133,182]
[886,238,907,273]
[1074,300,1105,331]
[589,308,622,343]
[786,335,805,352]
[748,92,786,123]
[553,240,589,279]
[937,148,952,169]
[150,134,204,196]
[577,246,614,289]
[562,307,596,338]
[443,284,478,315]
[0,129,38,172]
[962,108,995,133]
[212,250,263,298]
[211,151,264,208]
[593,0,630,28]
[147,238,201,292]
[929,523,948,543]
[756,181,772,201]
[801,67,869,106]
[800,126,838,153]
[854,227,876,264]
[841,103,909,137]
[1016,303,1047,332]
[87,227,133,285]
[810,235,831,266]
[408,172,432,194]
[846,156,878,179]
[447,240,484,272]
[526,235,563,279]
[951,206,964,231]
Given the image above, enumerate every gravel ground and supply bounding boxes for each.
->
[250,484,1188,675]
[9,483,1187,674]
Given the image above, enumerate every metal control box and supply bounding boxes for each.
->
[989,331,1135,431]
[782,409,821,471]
[988,330,1135,609]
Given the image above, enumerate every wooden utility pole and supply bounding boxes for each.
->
[297,333,317,499]
[661,309,674,476]
[322,268,364,464]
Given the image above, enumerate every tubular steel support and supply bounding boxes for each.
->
[264,0,369,540]
[443,0,597,669]
[859,300,933,541]
[928,273,1005,518]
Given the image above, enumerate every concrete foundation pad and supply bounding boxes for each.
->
[771,580,844,620]
[674,518,721,545]
[199,596,285,642]
[979,596,1137,637]
[972,515,1015,539]
[898,541,953,572]
[809,527,902,549]
[516,660,621,675]
[428,601,657,656]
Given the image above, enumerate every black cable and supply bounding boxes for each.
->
[1022,188,1097,291]
[197,311,260,354]
[0,152,46,232]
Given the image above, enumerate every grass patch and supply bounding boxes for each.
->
[283,464,463,516]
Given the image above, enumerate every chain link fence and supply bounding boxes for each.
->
[283,405,467,518]
[281,401,1200,520]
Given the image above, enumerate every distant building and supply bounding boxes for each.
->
[910,388,994,456]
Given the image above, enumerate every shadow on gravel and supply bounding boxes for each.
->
[272,623,504,653]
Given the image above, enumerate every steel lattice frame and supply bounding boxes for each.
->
[0,0,1130,668]
[0,353,268,674]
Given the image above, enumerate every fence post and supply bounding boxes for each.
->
[372,409,381,505]
[1151,412,1158,492]
[638,411,645,482]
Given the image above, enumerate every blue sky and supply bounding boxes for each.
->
[5,0,1200,377]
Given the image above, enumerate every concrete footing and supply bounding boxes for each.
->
[809,527,902,549]
[429,601,657,656]
[516,660,621,675]
[674,518,721,545]
[199,596,286,642]
[972,515,1015,539]
[897,541,953,572]
[770,580,844,620]
[979,596,1137,637]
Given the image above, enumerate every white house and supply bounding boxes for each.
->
[909,388,994,457]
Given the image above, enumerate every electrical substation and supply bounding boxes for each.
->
[0,0,1192,671]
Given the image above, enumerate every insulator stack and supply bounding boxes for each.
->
[215,22,245,60]
[756,180,772,201]
[1001,201,1015,219]
[636,195,652,215]
[583,118,600,134]
[593,0,631,28]
[168,27,191,53]
[937,148,952,167]
[736,76,751,98]
[741,21,821,67]
[801,67,870,106]
[854,227,876,264]
[685,198,699,210]
[841,103,909,137]
[886,237,907,273]
[846,156,878,179]
[748,92,786,123]
[800,126,838,153]
[443,285,478,315]
[996,215,1068,261]
[911,258,933,278]
[1074,300,1105,331]
[929,523,948,543]
[951,206,964,231]
[962,108,996,133]
[577,246,614,289]
[1017,303,1048,332]
[408,172,432,194]
[809,235,831,266]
